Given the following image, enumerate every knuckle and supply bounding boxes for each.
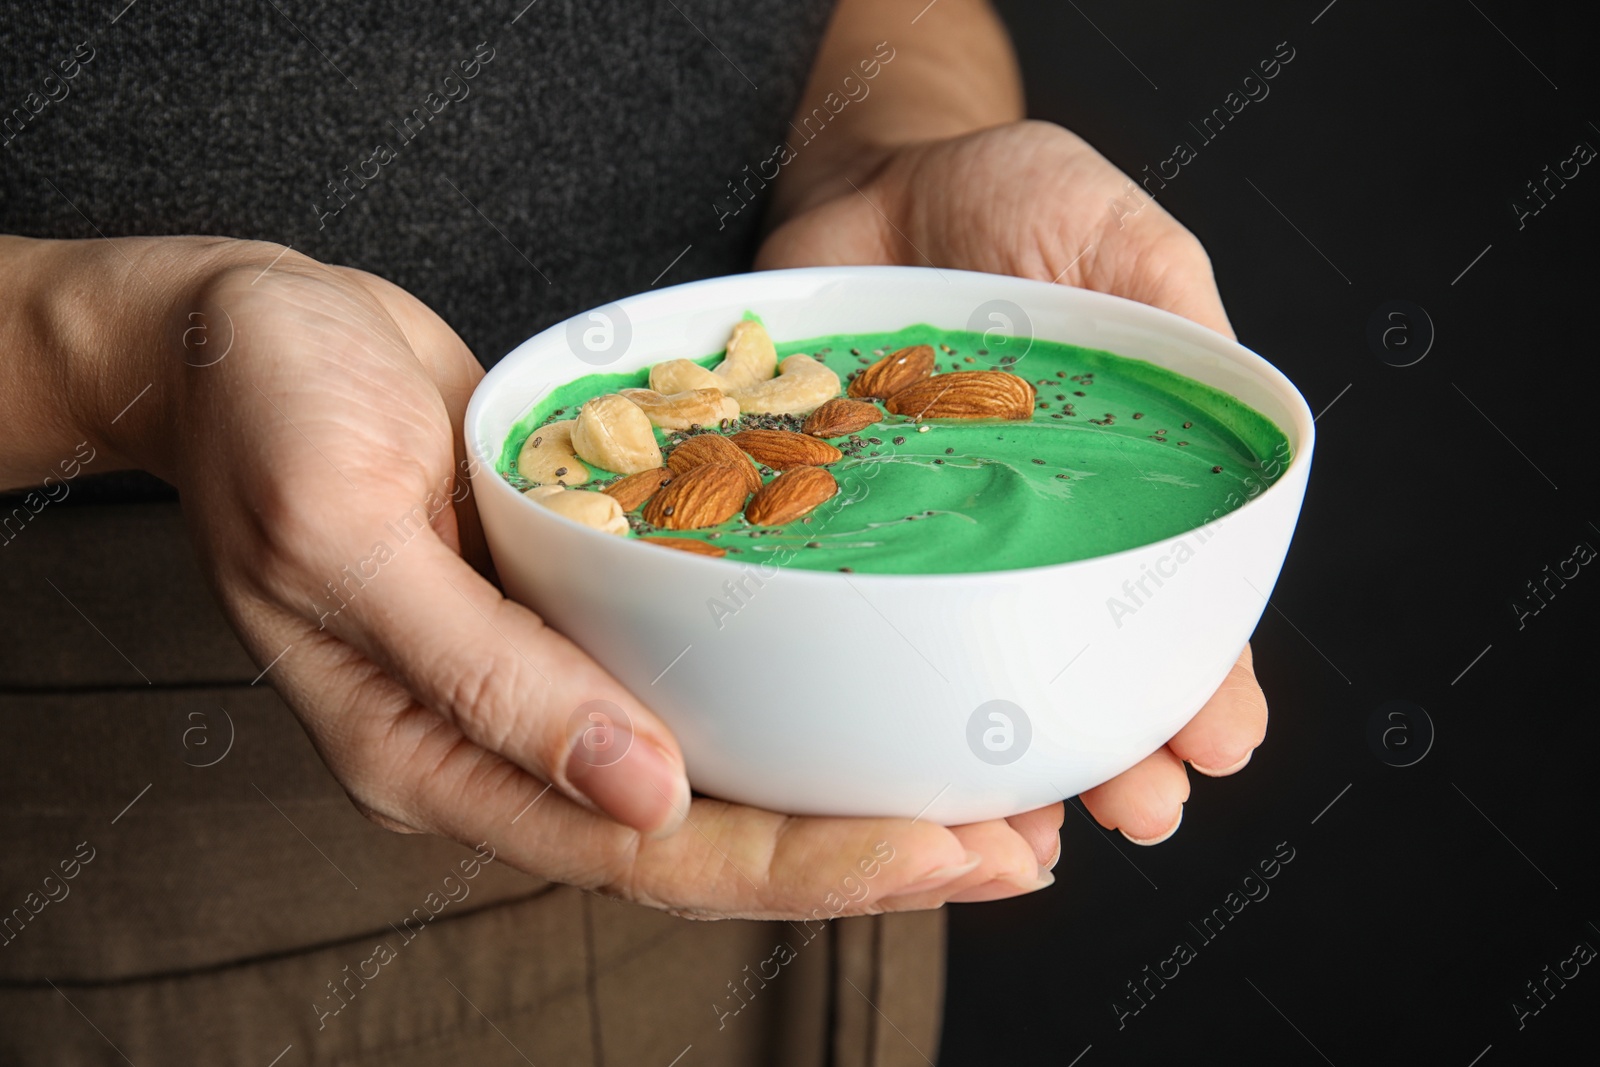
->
[345,787,427,835]
[436,653,527,755]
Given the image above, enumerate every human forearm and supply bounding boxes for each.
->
[768,0,1024,224]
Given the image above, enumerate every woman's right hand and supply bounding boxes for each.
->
[2,236,1055,918]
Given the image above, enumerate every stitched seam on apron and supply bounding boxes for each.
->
[3,883,566,990]
[582,893,606,1067]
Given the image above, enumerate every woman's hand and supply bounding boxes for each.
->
[759,121,1270,860]
[4,235,1049,919]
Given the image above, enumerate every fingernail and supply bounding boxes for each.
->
[886,851,983,897]
[1190,750,1252,777]
[566,728,689,838]
[1120,804,1183,846]
[947,868,1055,904]
[1045,837,1062,872]
[1009,865,1055,892]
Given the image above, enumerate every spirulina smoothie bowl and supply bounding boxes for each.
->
[466,267,1313,825]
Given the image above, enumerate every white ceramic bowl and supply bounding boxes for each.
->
[467,267,1313,824]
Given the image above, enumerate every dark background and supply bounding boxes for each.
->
[940,2,1596,1064]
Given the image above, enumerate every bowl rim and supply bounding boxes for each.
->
[467,265,1315,586]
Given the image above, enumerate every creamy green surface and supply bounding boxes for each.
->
[498,326,1290,574]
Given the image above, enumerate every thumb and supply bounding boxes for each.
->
[322,525,692,838]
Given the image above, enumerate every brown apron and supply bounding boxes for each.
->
[0,498,944,1065]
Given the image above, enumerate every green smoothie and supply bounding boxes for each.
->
[497,325,1291,574]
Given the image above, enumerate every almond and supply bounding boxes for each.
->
[802,398,882,438]
[666,433,762,493]
[730,429,842,470]
[642,462,749,530]
[638,535,728,558]
[745,466,839,526]
[848,344,935,399]
[603,466,672,511]
[884,370,1036,420]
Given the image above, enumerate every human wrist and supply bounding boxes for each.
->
[2,235,289,488]
[765,0,1023,226]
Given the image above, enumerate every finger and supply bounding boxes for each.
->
[339,267,493,569]
[358,692,992,918]
[938,817,1056,904]
[312,528,692,839]
[1099,219,1235,339]
[1081,745,1190,845]
[1167,644,1267,776]
[1005,802,1065,868]
[869,822,1050,910]
[265,577,1020,919]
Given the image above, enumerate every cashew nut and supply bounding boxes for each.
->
[523,485,628,535]
[649,359,726,395]
[516,419,590,486]
[727,353,842,416]
[571,394,664,475]
[618,387,740,431]
[712,319,778,389]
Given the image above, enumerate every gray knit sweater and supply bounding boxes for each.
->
[2,0,835,365]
